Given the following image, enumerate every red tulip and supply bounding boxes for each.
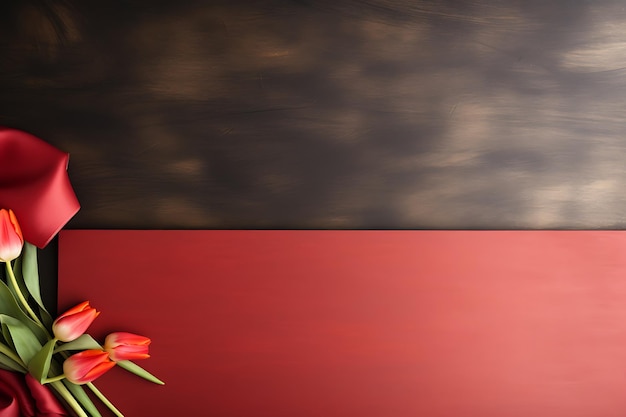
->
[63,350,115,385]
[0,209,23,262]
[104,332,151,361]
[53,301,100,342]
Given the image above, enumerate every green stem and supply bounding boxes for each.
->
[87,382,124,417]
[4,262,46,332]
[0,341,26,368]
[50,381,90,417]
[44,374,66,384]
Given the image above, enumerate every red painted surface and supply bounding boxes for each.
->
[58,231,626,417]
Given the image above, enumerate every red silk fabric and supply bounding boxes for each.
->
[0,370,68,417]
[0,128,79,248]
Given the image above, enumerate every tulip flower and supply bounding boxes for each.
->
[63,350,115,385]
[104,332,151,362]
[52,301,100,342]
[0,209,23,262]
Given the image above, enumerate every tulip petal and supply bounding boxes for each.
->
[104,332,151,361]
[105,332,151,347]
[0,209,23,262]
[63,350,115,385]
[59,301,90,317]
[53,310,99,342]
[82,360,116,382]
[53,302,100,342]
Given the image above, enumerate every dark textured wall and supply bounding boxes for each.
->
[2,0,626,232]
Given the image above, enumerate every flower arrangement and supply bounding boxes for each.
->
[0,128,163,416]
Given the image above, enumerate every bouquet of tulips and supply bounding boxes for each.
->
[0,208,163,417]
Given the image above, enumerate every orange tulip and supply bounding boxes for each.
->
[104,332,151,362]
[0,209,23,262]
[63,350,115,385]
[52,301,100,342]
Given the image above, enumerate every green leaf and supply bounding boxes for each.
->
[22,243,53,326]
[62,380,103,417]
[39,305,52,329]
[1,326,12,351]
[54,334,101,353]
[0,352,27,372]
[7,260,31,325]
[117,360,165,385]
[28,338,57,383]
[0,280,47,344]
[0,315,42,364]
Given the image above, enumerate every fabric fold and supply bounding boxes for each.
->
[0,128,80,248]
[0,369,69,417]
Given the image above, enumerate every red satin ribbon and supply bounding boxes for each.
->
[0,128,79,248]
[0,369,68,417]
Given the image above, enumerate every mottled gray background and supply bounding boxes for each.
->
[2,0,626,232]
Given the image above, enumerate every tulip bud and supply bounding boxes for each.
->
[53,301,100,342]
[104,332,151,362]
[63,350,115,385]
[0,209,24,262]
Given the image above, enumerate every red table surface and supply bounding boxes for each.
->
[58,230,626,417]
